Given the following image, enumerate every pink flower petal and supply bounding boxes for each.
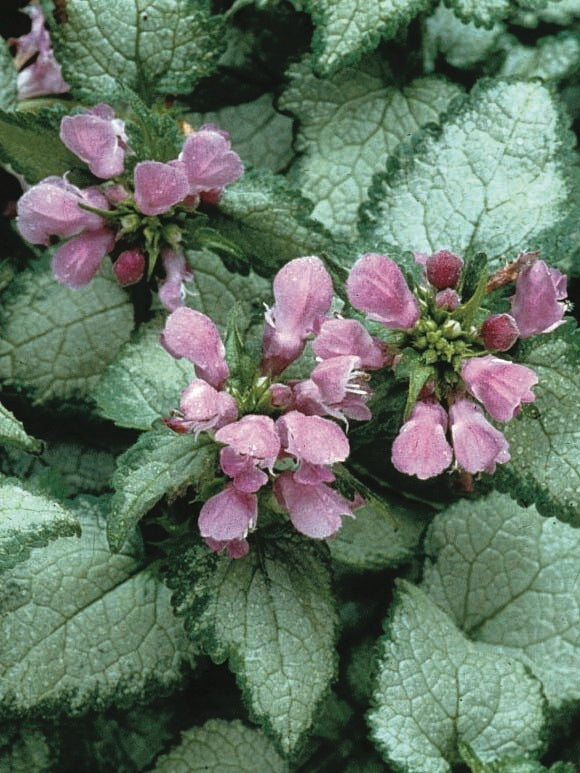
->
[51,227,115,288]
[276,410,349,467]
[198,485,257,542]
[134,161,189,216]
[179,127,243,197]
[510,260,568,338]
[449,398,511,474]
[60,108,127,178]
[346,253,420,330]
[391,401,453,479]
[160,307,229,389]
[274,471,353,539]
[158,249,194,312]
[215,414,281,468]
[167,378,237,436]
[312,318,385,368]
[204,536,249,559]
[461,355,538,422]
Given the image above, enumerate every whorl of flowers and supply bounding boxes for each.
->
[16,105,243,307]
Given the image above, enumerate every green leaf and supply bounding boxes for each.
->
[0,722,58,773]
[423,5,506,71]
[52,0,225,103]
[459,742,576,772]
[186,93,294,173]
[0,261,134,407]
[302,0,432,75]
[0,37,17,110]
[279,55,462,238]
[444,0,511,27]
[109,429,218,551]
[498,32,580,82]
[361,79,577,273]
[0,495,196,718]
[94,321,194,430]
[495,322,579,526]
[422,491,580,711]
[0,481,79,575]
[0,400,41,453]
[329,470,431,570]
[153,719,288,771]
[166,532,338,756]
[0,107,91,184]
[212,170,338,278]
[369,581,545,772]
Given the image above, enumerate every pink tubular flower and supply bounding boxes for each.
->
[274,471,354,539]
[311,318,385,369]
[51,227,116,288]
[461,355,538,422]
[112,248,146,286]
[480,313,520,351]
[510,260,568,338]
[164,379,238,437]
[178,125,244,200]
[10,4,69,100]
[276,411,349,484]
[261,256,334,375]
[449,398,511,474]
[391,401,453,479]
[292,355,372,422]
[17,178,109,245]
[60,104,128,179]
[160,307,229,389]
[215,415,281,493]
[346,253,420,330]
[198,484,257,543]
[158,249,194,312]
[133,161,190,216]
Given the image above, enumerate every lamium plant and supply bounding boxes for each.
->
[0,1,578,771]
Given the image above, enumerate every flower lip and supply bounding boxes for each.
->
[391,400,453,479]
[449,397,511,474]
[461,355,537,422]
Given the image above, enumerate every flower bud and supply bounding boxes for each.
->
[426,250,463,290]
[480,313,519,351]
[435,288,460,310]
[112,248,146,286]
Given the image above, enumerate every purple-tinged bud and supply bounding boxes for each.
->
[391,401,453,479]
[51,227,116,288]
[17,177,109,245]
[510,260,568,338]
[178,125,244,200]
[198,484,257,543]
[480,313,520,351]
[133,161,189,216]
[261,256,333,376]
[60,105,128,179]
[346,253,420,331]
[425,250,464,290]
[160,307,229,390]
[435,288,460,311]
[112,248,146,286]
[312,318,385,369]
[461,355,537,422]
[449,398,510,474]
[273,471,354,539]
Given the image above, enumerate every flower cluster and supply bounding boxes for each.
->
[161,256,385,558]
[345,250,568,480]
[16,105,243,305]
[8,3,69,101]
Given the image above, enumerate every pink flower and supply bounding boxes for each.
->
[112,248,146,286]
[204,537,249,560]
[261,256,334,375]
[158,249,194,311]
[60,104,128,179]
[165,379,237,437]
[449,398,511,474]
[311,318,385,369]
[17,178,109,245]
[215,415,281,493]
[51,227,116,288]
[10,4,69,100]
[346,253,420,330]
[292,355,372,421]
[391,401,453,479]
[178,125,244,200]
[510,260,568,338]
[425,250,463,290]
[461,355,537,422]
[480,313,520,351]
[160,307,229,389]
[276,411,349,484]
[198,484,257,543]
[133,161,190,216]
[274,471,354,539]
